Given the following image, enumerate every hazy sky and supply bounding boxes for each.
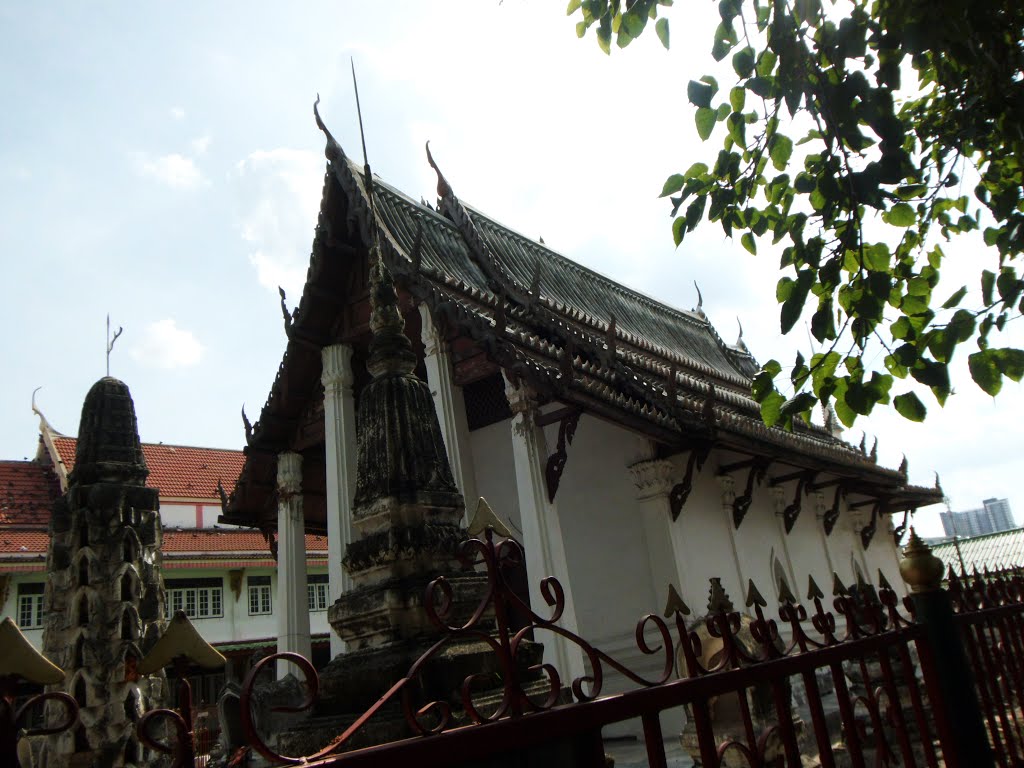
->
[1,2,1020,536]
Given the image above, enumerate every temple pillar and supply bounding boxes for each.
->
[628,458,685,608]
[503,377,586,687]
[276,451,311,676]
[322,343,357,657]
[419,304,477,514]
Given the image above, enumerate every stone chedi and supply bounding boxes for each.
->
[280,251,516,752]
[42,378,165,767]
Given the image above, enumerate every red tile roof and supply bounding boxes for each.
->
[162,529,327,553]
[0,528,327,557]
[0,529,49,554]
[51,437,244,500]
[0,461,60,527]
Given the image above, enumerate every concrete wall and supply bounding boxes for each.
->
[0,564,331,651]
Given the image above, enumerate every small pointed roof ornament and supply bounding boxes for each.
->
[467,497,515,540]
[664,583,691,617]
[137,611,226,675]
[425,140,453,200]
[693,281,706,318]
[0,617,65,684]
[734,318,749,353]
[898,454,909,478]
[869,436,878,463]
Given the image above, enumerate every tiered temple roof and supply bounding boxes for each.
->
[223,114,941,529]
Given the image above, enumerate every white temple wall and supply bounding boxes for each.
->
[548,415,658,642]
[785,497,834,598]
[159,502,222,528]
[862,518,905,591]
[467,418,521,531]
[670,465,745,617]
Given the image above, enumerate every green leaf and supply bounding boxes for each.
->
[741,232,757,255]
[730,86,745,112]
[760,390,785,427]
[684,161,709,179]
[768,134,793,171]
[732,46,755,78]
[893,392,927,422]
[982,270,996,306]
[885,203,916,227]
[566,0,582,14]
[969,350,1002,396]
[993,348,1024,381]
[687,80,714,108]
[656,17,670,49]
[695,107,716,140]
[661,174,685,197]
[941,286,967,309]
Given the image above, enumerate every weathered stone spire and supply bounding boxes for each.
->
[43,378,165,768]
[351,249,460,509]
[69,377,148,486]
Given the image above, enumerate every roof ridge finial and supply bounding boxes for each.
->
[735,317,746,350]
[425,141,453,200]
[694,281,706,317]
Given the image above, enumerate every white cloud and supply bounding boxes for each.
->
[191,135,212,155]
[170,106,185,120]
[233,148,324,297]
[129,319,204,369]
[137,153,204,189]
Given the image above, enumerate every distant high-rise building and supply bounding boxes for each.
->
[940,498,1016,537]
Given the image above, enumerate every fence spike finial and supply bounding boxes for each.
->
[707,577,734,614]
[745,579,767,608]
[664,583,691,617]
[877,569,893,591]
[777,578,797,606]
[807,574,825,601]
[832,572,849,597]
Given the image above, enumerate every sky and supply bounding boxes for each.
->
[1,2,1020,538]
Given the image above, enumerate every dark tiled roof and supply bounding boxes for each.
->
[52,437,244,500]
[0,461,60,527]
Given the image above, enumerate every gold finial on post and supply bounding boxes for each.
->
[899,527,945,593]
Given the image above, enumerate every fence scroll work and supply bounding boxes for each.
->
[4,528,1024,767]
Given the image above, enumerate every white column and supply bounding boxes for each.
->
[628,458,686,609]
[504,377,587,688]
[322,344,357,657]
[419,305,477,514]
[276,452,311,677]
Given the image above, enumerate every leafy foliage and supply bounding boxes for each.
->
[570,0,1024,427]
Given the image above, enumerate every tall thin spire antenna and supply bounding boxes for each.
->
[351,57,375,212]
[106,314,122,377]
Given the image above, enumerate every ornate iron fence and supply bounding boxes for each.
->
[5,528,1021,767]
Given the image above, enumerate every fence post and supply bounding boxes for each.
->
[899,529,994,768]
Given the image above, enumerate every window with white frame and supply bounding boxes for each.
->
[165,578,223,620]
[307,574,329,611]
[17,583,44,629]
[248,575,272,616]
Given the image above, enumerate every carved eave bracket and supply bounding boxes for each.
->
[770,470,816,534]
[849,498,885,549]
[719,457,770,529]
[539,407,581,503]
[893,509,911,548]
[668,442,712,521]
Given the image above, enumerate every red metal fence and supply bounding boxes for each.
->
[6,528,1021,767]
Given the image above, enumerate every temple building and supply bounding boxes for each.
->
[221,109,942,702]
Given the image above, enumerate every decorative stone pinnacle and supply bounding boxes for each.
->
[899,527,945,593]
[69,377,148,486]
[366,246,416,378]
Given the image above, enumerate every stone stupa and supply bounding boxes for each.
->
[42,377,166,767]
